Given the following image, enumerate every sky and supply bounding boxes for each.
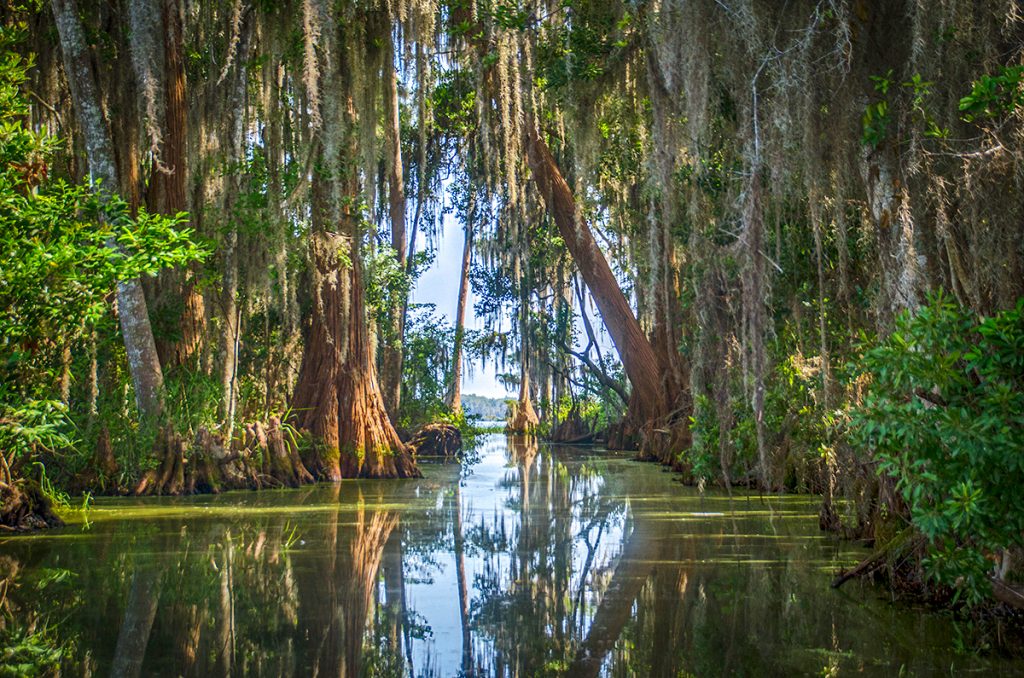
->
[409,211,514,400]
[407,189,620,402]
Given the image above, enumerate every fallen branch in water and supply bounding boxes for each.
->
[832,528,918,589]
[991,578,1024,610]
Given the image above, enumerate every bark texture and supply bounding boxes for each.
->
[291,229,420,479]
[289,10,420,481]
[381,29,407,419]
[52,0,166,419]
[449,224,473,414]
[137,0,206,368]
[525,123,682,444]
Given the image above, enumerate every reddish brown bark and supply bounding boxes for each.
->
[146,0,205,368]
[291,231,344,480]
[296,491,398,675]
[133,418,313,495]
[290,12,418,480]
[524,123,675,431]
[336,255,419,478]
[291,216,420,480]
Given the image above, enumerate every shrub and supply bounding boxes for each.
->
[852,292,1024,603]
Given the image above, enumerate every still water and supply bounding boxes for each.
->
[2,434,1021,676]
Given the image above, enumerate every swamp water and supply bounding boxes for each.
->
[2,434,1021,676]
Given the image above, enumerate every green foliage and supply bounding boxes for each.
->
[675,149,737,201]
[486,1,529,31]
[0,400,71,474]
[432,68,476,137]
[365,244,416,321]
[535,1,635,90]
[0,623,64,677]
[554,394,612,434]
[397,304,456,430]
[163,369,224,434]
[959,65,1024,122]
[0,29,208,479]
[852,293,1024,604]
[0,563,76,677]
[685,395,719,485]
[862,71,949,146]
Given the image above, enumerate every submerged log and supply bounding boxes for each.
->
[831,528,918,589]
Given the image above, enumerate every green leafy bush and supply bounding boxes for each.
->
[0,25,207,481]
[684,394,720,486]
[852,293,1024,603]
[959,65,1024,121]
[397,304,456,430]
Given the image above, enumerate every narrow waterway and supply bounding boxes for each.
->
[1,434,1019,676]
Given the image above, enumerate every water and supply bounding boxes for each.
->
[1,434,1020,676]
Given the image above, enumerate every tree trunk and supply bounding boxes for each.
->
[454,481,475,676]
[508,276,539,434]
[296,491,398,676]
[219,31,248,441]
[381,29,407,419]
[381,530,406,664]
[291,230,344,480]
[524,122,673,435]
[52,0,165,420]
[863,147,921,326]
[743,169,770,489]
[137,0,206,368]
[449,223,473,415]
[566,520,655,676]
[291,13,419,480]
[337,254,420,478]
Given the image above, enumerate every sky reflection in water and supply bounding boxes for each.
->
[1,434,1022,676]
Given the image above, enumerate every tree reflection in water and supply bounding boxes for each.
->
[0,434,1020,676]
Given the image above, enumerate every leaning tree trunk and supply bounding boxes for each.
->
[52,0,165,420]
[524,123,677,439]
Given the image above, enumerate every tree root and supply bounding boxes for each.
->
[246,417,315,488]
[549,410,593,444]
[134,418,315,496]
[0,480,63,532]
[409,423,462,458]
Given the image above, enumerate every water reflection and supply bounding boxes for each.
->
[0,434,1022,676]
